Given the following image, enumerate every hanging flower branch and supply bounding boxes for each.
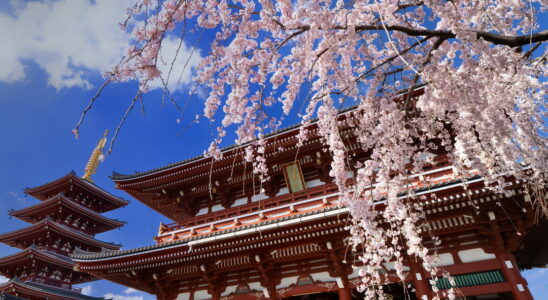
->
[75,0,547,299]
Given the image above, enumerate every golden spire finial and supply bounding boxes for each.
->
[82,130,109,183]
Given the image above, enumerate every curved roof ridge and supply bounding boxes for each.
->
[0,246,74,268]
[25,172,129,207]
[9,193,125,228]
[0,279,106,300]
[0,218,121,250]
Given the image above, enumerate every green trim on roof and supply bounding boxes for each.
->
[433,270,505,290]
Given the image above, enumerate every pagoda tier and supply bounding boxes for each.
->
[0,278,105,300]
[24,172,128,213]
[0,293,26,300]
[9,193,125,235]
[0,246,96,286]
[0,217,121,253]
[1,133,126,300]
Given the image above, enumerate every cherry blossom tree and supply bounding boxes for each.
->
[74,1,547,299]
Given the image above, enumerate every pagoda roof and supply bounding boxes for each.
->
[25,172,128,212]
[9,193,125,234]
[0,293,27,300]
[0,279,106,300]
[0,245,74,269]
[0,246,95,285]
[0,218,121,251]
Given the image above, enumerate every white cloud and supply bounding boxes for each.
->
[103,293,144,300]
[124,288,138,294]
[147,35,202,92]
[7,191,26,204]
[0,0,131,90]
[0,0,202,92]
[81,285,93,296]
[0,276,8,284]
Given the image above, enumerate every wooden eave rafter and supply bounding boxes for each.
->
[111,88,427,188]
[25,172,128,211]
[0,247,75,270]
[114,129,324,190]
[73,176,529,269]
[9,193,124,233]
[0,218,121,250]
[116,139,337,221]
[0,280,104,300]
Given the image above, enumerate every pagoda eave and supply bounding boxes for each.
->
[25,172,128,211]
[0,218,121,251]
[9,194,125,234]
[0,279,105,300]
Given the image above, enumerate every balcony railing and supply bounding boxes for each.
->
[162,182,341,233]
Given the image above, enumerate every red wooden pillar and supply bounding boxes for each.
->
[488,212,534,300]
[495,251,534,300]
[408,255,431,300]
[336,276,352,300]
[337,287,352,300]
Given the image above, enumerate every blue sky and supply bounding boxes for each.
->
[0,1,546,300]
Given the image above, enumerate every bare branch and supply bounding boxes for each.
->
[298,23,548,48]
[108,88,142,154]
[73,77,112,138]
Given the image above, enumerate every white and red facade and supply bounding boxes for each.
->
[72,121,545,300]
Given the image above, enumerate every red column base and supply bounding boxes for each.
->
[338,287,352,300]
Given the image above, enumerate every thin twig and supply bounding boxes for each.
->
[73,77,112,138]
[108,88,143,154]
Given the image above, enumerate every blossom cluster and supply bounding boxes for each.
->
[105,0,546,298]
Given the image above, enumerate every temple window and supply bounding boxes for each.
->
[283,161,306,193]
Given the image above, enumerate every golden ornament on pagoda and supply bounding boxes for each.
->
[82,130,108,183]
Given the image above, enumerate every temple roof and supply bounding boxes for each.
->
[109,87,426,182]
[9,193,125,234]
[24,172,128,212]
[72,204,343,261]
[73,173,516,262]
[0,218,121,250]
[0,246,95,285]
[111,121,306,181]
[0,279,106,300]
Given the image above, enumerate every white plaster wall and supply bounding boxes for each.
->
[196,207,208,216]
[176,292,190,300]
[221,285,238,296]
[211,204,224,212]
[383,262,410,271]
[458,248,495,263]
[435,253,455,267]
[249,282,263,292]
[310,271,335,282]
[277,275,299,288]
[276,187,289,196]
[251,193,267,202]
[348,266,361,279]
[193,289,211,300]
[232,197,248,207]
[305,179,324,188]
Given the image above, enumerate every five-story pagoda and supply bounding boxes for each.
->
[0,131,128,300]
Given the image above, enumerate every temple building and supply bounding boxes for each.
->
[73,108,546,300]
[0,132,128,300]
